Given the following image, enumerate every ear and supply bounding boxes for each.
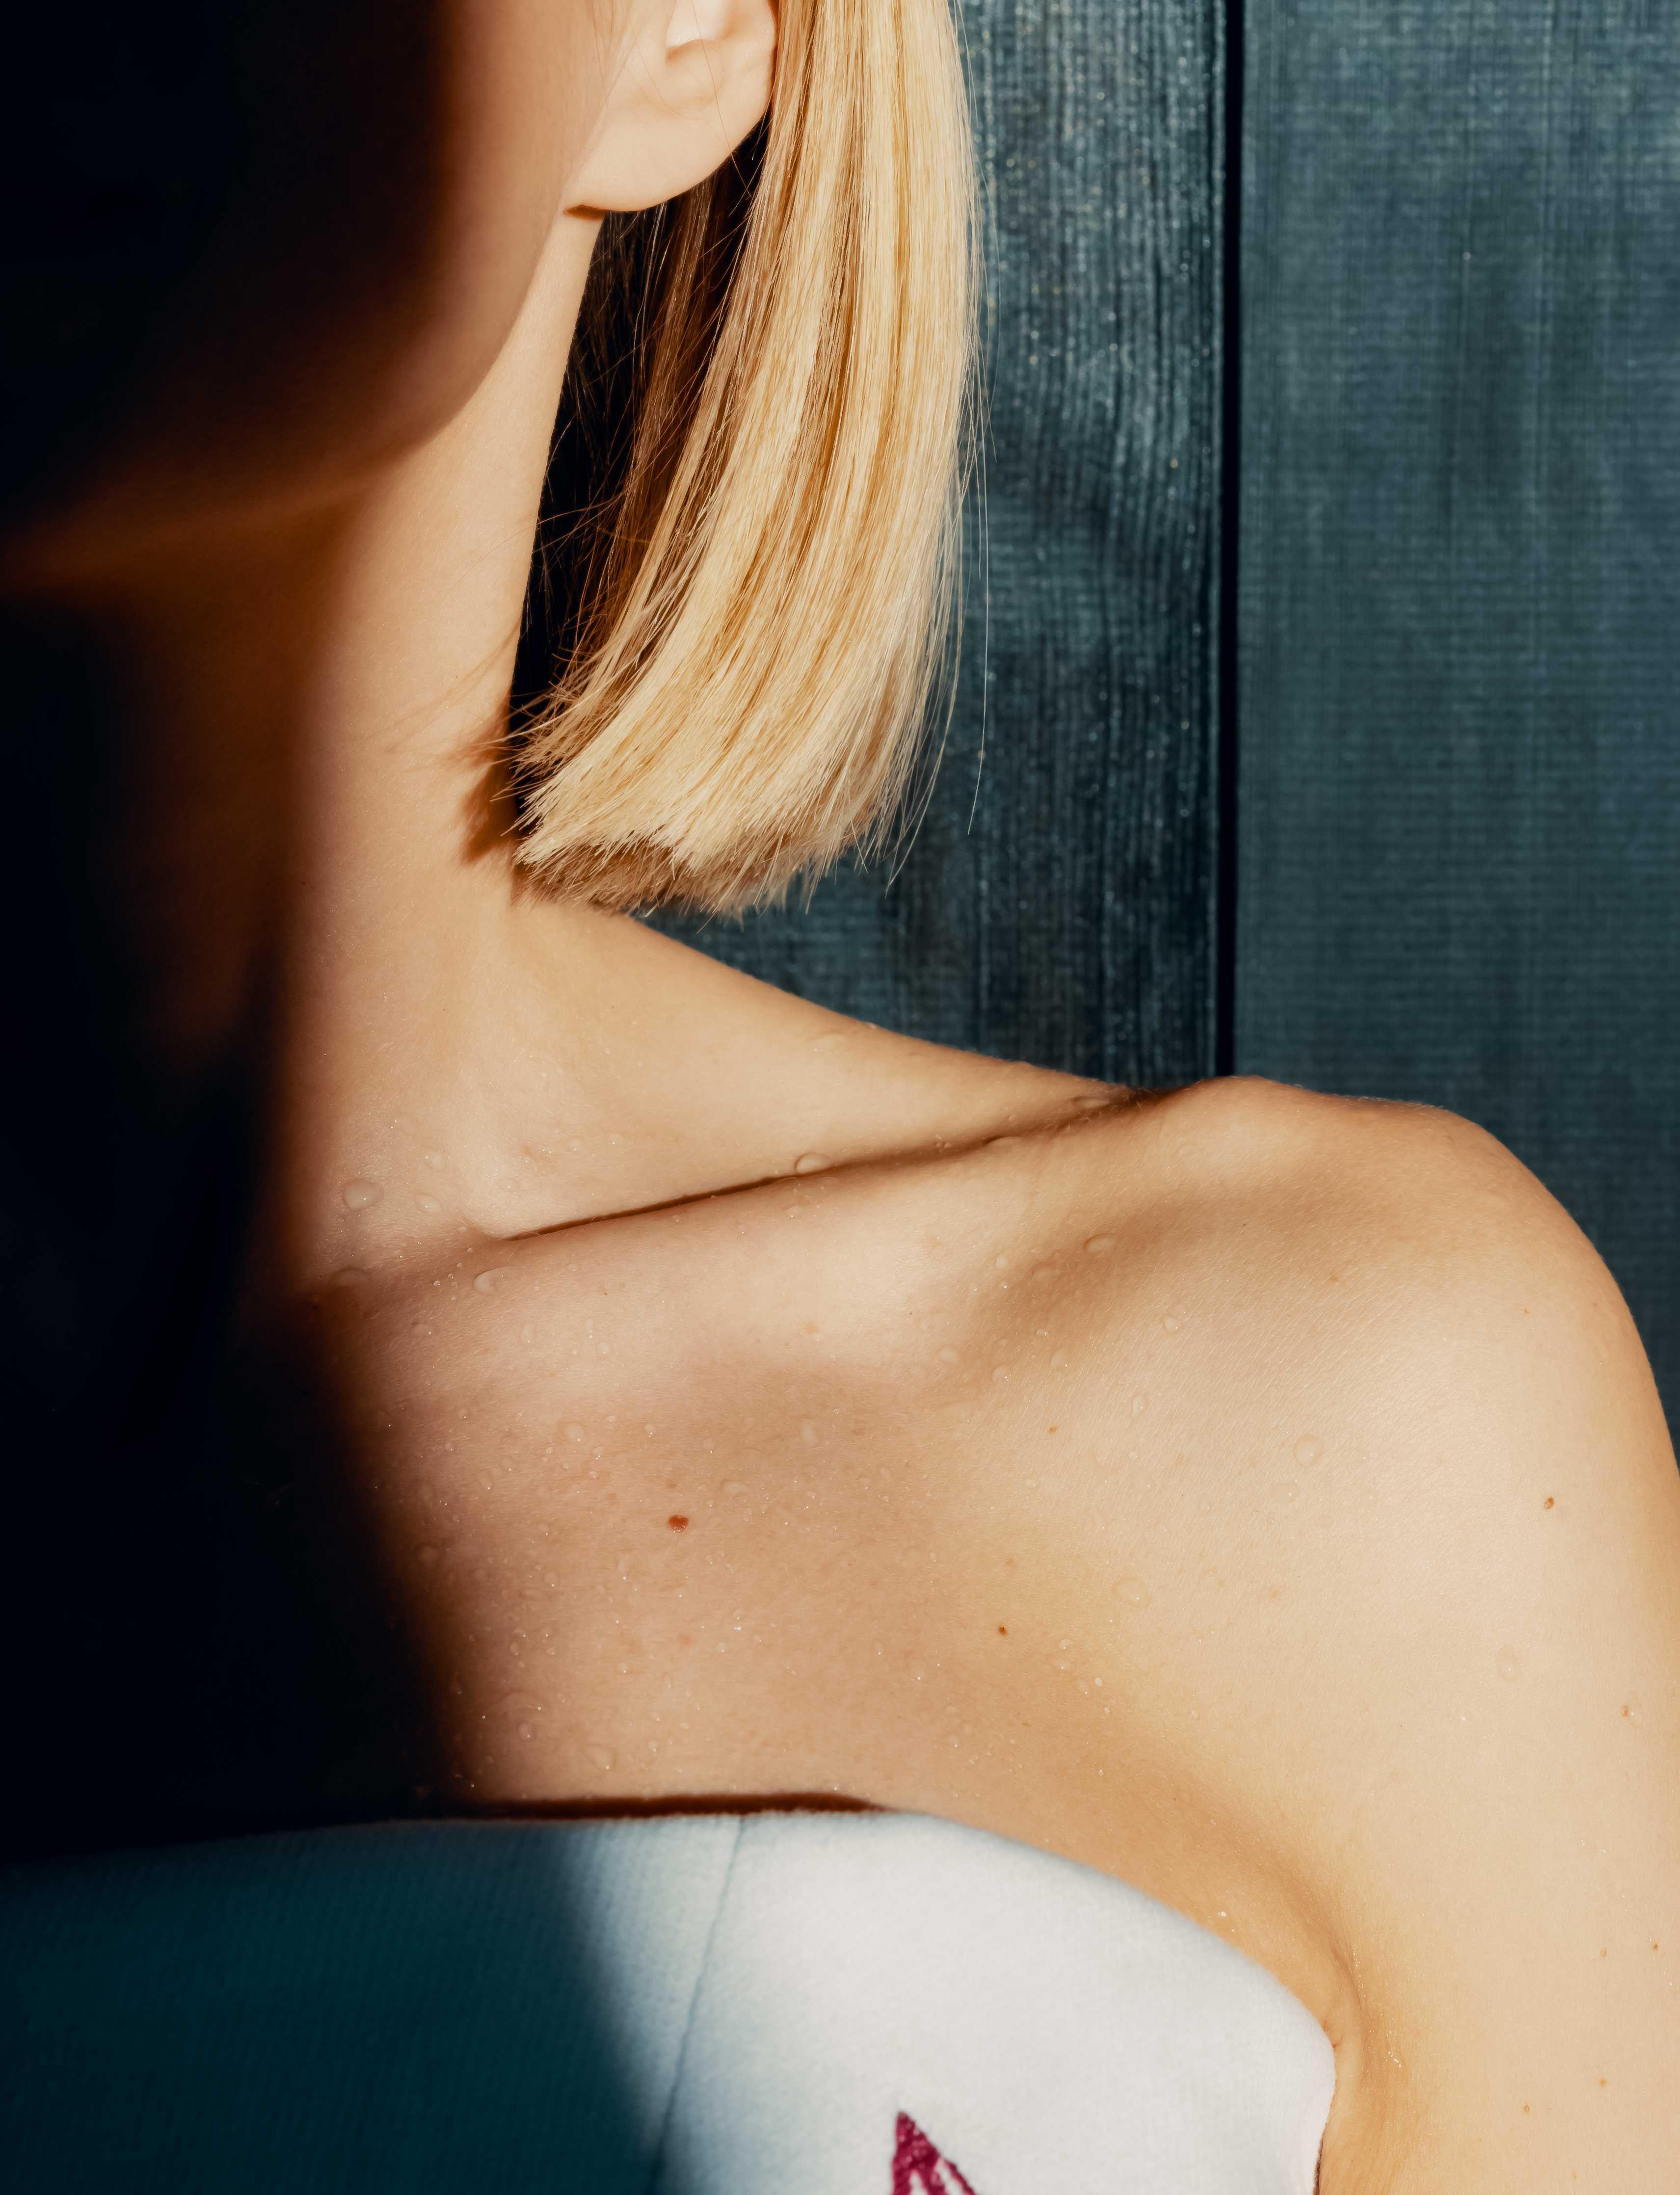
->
[565,0,776,215]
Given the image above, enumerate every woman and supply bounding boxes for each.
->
[0,0,1675,2187]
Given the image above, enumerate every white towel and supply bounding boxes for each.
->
[0,1806,1334,2193]
[556,1809,1335,2195]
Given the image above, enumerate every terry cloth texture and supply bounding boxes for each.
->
[0,1807,1333,2194]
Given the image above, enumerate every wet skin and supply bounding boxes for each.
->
[2,9,1677,2192]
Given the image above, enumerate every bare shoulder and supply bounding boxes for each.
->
[1029,1077,1680,2194]
[1050,1071,1663,1418]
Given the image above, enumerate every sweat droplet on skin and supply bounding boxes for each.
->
[1085,1234,1116,1254]
[498,1690,543,1739]
[794,1153,830,1174]
[474,1267,512,1293]
[342,1179,382,1211]
[1116,1577,1150,1608]
[1495,1647,1521,1683]
[1293,1434,1324,1466]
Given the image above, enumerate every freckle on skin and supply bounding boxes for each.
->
[997,1625,1008,1635]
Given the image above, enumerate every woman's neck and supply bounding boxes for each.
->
[15,202,1097,1338]
[19,212,595,1289]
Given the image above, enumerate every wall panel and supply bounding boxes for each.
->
[1237,0,1680,1423]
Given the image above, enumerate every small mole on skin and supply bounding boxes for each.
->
[1543,1496,1555,1508]
[998,1625,1008,1635]
[667,1515,689,1530]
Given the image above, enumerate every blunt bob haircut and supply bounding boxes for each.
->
[513,0,978,915]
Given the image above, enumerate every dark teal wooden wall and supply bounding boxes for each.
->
[1237,0,1680,1424]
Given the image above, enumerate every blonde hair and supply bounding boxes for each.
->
[512,0,978,914]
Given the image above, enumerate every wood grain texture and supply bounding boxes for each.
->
[1236,0,1680,1425]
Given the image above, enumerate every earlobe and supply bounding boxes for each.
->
[564,0,775,218]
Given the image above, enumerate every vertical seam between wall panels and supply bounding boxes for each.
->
[642,1817,746,2193]
[1214,0,1242,1079]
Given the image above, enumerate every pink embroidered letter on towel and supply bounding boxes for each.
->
[892,2112,982,2195]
